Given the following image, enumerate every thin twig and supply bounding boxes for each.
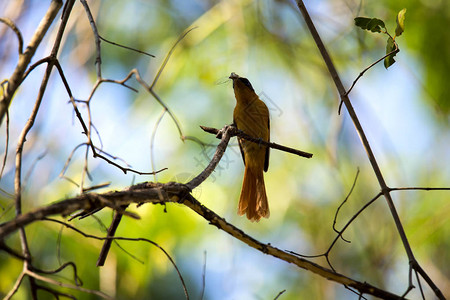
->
[4,271,26,300]
[35,285,76,300]
[339,41,399,114]
[200,125,313,159]
[0,18,24,54]
[25,269,113,300]
[79,0,102,77]
[273,289,286,300]
[289,192,383,261]
[389,187,450,192]
[332,168,360,242]
[150,110,167,182]
[200,251,207,300]
[0,110,9,181]
[99,35,155,58]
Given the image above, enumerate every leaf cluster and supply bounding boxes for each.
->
[354,8,407,68]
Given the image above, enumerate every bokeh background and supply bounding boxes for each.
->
[0,0,449,299]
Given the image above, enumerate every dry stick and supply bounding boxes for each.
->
[200,125,313,159]
[12,1,71,299]
[0,0,62,126]
[295,1,444,299]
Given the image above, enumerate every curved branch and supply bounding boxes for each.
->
[0,18,24,54]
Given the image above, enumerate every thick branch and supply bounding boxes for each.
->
[0,182,186,239]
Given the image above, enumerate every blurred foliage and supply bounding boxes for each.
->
[0,0,449,299]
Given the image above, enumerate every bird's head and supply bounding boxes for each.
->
[229,72,255,92]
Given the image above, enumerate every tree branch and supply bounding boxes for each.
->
[200,125,313,159]
[295,1,444,298]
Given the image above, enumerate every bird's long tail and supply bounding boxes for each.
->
[238,166,269,222]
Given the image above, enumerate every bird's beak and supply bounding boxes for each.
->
[229,72,239,80]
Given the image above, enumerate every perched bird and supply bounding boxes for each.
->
[229,72,270,222]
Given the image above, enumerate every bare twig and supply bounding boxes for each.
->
[0,110,9,181]
[53,61,167,178]
[96,204,128,267]
[12,2,74,298]
[273,289,286,300]
[200,125,313,159]
[389,187,450,192]
[200,251,207,300]
[4,271,26,300]
[79,0,102,77]
[34,285,76,300]
[290,192,383,260]
[99,35,155,58]
[332,168,360,243]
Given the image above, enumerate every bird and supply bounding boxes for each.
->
[229,72,270,222]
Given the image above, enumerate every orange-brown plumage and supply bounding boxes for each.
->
[230,72,270,222]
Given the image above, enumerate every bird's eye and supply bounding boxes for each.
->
[239,78,254,91]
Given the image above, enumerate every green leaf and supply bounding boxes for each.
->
[354,17,386,33]
[384,37,397,69]
[395,8,407,37]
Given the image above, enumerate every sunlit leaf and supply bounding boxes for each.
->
[384,37,397,68]
[395,8,407,37]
